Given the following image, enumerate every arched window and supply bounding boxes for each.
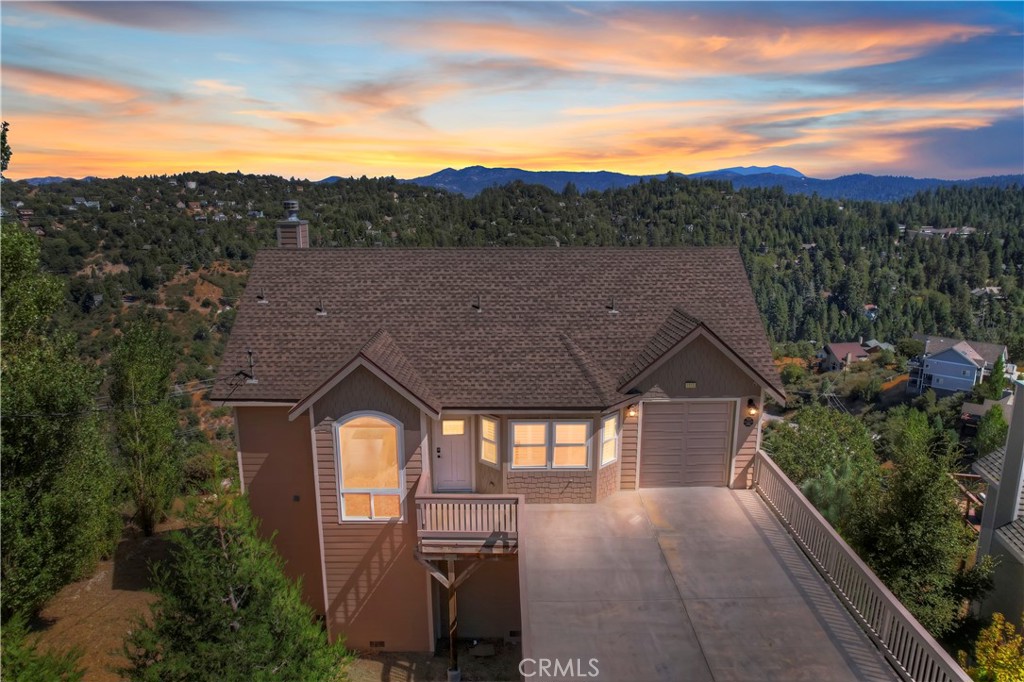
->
[335,412,404,521]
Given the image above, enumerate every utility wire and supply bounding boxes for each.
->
[1,374,237,419]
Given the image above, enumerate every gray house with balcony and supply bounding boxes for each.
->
[907,334,1010,396]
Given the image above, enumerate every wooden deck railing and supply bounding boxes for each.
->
[753,450,970,682]
[414,468,520,553]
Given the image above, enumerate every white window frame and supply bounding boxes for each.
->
[600,414,619,467]
[479,416,499,468]
[333,410,405,522]
[509,419,591,470]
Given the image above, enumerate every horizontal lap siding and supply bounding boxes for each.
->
[620,409,639,490]
[312,367,429,652]
[731,399,759,488]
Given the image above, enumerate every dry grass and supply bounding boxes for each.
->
[33,515,186,681]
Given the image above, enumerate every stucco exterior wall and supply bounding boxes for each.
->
[439,559,521,641]
[311,366,430,651]
[234,406,325,613]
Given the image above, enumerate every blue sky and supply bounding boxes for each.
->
[2,1,1021,179]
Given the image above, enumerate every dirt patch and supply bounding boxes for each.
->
[76,261,129,278]
[349,639,522,682]
[881,374,908,392]
[33,516,185,681]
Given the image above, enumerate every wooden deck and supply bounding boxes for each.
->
[414,468,521,556]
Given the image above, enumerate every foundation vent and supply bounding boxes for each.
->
[369,641,385,648]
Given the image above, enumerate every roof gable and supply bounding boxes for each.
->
[825,342,869,360]
[618,307,702,388]
[929,345,982,368]
[288,329,442,420]
[616,307,785,403]
[914,334,1007,365]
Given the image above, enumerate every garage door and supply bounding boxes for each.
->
[639,401,734,487]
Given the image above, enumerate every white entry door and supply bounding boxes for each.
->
[436,418,473,491]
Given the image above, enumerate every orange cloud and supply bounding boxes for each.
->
[234,109,348,128]
[193,79,245,95]
[2,64,140,103]
[402,15,991,79]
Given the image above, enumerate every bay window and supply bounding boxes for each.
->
[480,416,499,466]
[601,414,619,466]
[511,420,591,469]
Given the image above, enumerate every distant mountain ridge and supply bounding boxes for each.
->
[394,166,1021,202]
[19,176,97,186]
[691,165,805,178]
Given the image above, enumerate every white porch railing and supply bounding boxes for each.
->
[753,450,971,682]
[413,467,519,553]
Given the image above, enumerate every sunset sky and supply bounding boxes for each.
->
[2,1,1022,181]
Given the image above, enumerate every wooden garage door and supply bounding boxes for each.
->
[639,401,734,487]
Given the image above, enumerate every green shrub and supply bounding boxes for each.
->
[122,495,351,681]
[1,614,84,682]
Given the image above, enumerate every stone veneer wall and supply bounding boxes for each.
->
[504,468,595,503]
[596,460,620,500]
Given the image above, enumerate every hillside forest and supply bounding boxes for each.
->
[4,162,1024,676]
[5,171,1023,375]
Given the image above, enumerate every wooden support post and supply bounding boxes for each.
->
[447,559,458,673]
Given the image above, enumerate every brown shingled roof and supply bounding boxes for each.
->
[212,247,783,408]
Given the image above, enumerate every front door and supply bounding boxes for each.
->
[436,418,473,491]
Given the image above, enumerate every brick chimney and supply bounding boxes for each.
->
[276,200,309,248]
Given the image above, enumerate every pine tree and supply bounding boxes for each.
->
[123,493,351,681]
[110,319,182,535]
[1,225,122,618]
[976,406,1009,456]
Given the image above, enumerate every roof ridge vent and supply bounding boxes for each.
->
[315,297,327,316]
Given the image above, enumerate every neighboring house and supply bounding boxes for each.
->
[863,339,895,355]
[907,335,1010,396]
[210,203,787,652]
[973,381,1024,630]
[961,393,1014,434]
[822,342,870,372]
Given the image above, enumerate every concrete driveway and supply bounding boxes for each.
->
[520,488,897,682]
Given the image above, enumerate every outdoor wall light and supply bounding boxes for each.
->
[746,398,759,417]
[627,405,638,418]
